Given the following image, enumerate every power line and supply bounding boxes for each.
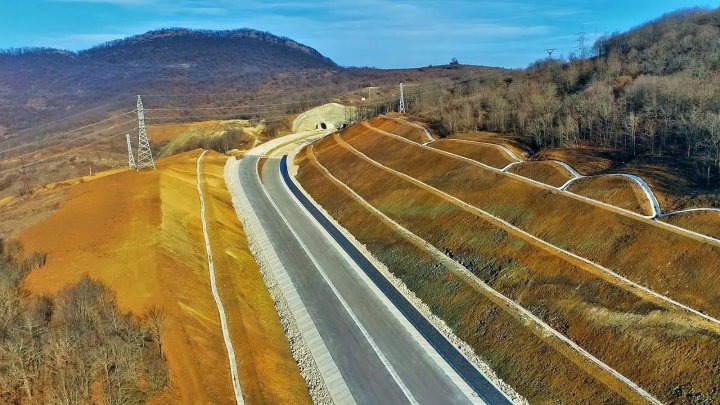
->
[0,111,136,154]
[0,131,128,177]
[0,103,119,141]
[0,119,138,163]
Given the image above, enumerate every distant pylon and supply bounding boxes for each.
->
[135,95,155,171]
[126,134,137,169]
[399,82,406,114]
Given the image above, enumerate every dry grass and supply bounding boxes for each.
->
[661,211,720,240]
[450,132,529,159]
[18,150,310,404]
[367,116,428,143]
[567,176,654,216]
[431,139,515,169]
[533,146,615,175]
[346,122,720,325]
[296,145,625,403]
[508,161,574,187]
[303,133,720,403]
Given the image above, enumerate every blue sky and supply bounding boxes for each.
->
[1,0,717,68]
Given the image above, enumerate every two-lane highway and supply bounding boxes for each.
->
[235,136,510,404]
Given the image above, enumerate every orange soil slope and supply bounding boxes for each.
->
[662,210,720,240]
[367,116,428,143]
[303,133,720,403]
[346,121,720,319]
[507,161,575,188]
[567,176,654,216]
[431,139,515,169]
[19,150,309,405]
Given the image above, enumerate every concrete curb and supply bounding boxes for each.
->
[223,156,343,405]
[286,147,526,404]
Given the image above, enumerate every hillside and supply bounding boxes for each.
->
[404,7,720,208]
[14,150,310,403]
[296,115,720,402]
[0,28,335,132]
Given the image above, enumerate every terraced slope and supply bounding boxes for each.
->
[367,116,430,144]
[507,161,575,188]
[295,119,720,403]
[349,122,720,317]
[431,139,516,169]
[566,176,654,216]
[662,210,720,240]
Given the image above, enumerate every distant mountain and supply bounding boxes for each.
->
[0,28,337,131]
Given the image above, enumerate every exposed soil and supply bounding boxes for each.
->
[567,176,654,216]
[507,161,574,188]
[18,150,310,404]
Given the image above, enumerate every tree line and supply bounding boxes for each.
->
[406,7,720,186]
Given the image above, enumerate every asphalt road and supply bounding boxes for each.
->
[236,151,511,404]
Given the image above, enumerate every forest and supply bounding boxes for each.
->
[405,8,720,187]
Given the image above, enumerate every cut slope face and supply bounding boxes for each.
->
[507,161,575,188]
[431,139,516,169]
[19,150,310,404]
[291,103,353,132]
[367,116,430,144]
[566,176,654,216]
[296,119,720,403]
[662,210,720,240]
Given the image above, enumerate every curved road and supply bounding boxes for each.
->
[233,135,509,404]
[235,143,510,404]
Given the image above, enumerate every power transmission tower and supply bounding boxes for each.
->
[546,48,556,59]
[19,157,30,194]
[576,32,587,58]
[135,95,155,171]
[126,133,136,169]
[399,82,406,114]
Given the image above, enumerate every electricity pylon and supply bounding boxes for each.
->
[399,82,406,114]
[126,134,136,169]
[135,95,155,171]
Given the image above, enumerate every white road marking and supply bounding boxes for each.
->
[258,158,419,405]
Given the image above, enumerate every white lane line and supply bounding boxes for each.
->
[285,150,488,404]
[295,147,513,404]
[310,145,661,405]
[258,159,419,405]
[336,135,720,332]
[196,151,244,405]
[261,159,418,404]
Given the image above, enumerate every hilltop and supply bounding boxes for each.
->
[0,28,337,131]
